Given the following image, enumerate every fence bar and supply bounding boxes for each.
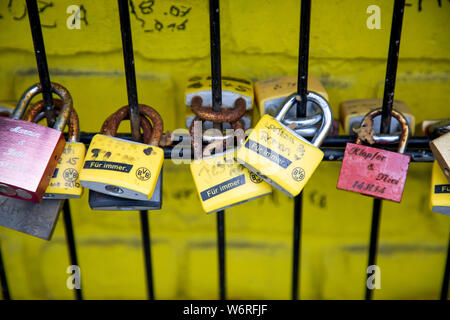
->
[62,201,83,300]
[140,211,155,299]
[26,0,83,301]
[292,0,311,300]
[441,233,450,300]
[25,0,56,127]
[365,0,405,301]
[0,243,10,300]
[118,0,154,300]
[209,0,226,300]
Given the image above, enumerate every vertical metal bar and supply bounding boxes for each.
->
[118,0,141,142]
[365,199,382,300]
[380,0,405,134]
[297,0,311,118]
[62,201,83,300]
[365,0,405,301]
[25,0,56,127]
[217,211,226,300]
[209,0,222,113]
[292,0,311,300]
[209,0,226,300]
[140,211,155,300]
[292,191,303,300]
[440,233,450,300]
[0,243,11,300]
[117,0,154,300]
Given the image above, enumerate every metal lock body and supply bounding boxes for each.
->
[0,195,63,240]
[430,161,450,215]
[25,99,86,199]
[185,75,253,110]
[254,75,328,117]
[190,149,272,214]
[236,92,333,197]
[89,168,162,211]
[0,83,71,202]
[430,132,450,182]
[80,104,164,201]
[339,98,415,135]
[337,109,411,203]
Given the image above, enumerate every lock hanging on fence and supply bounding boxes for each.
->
[25,99,86,199]
[87,105,163,211]
[336,109,411,203]
[236,92,333,197]
[189,96,272,213]
[80,104,164,201]
[430,161,450,215]
[339,98,416,136]
[430,132,450,183]
[0,83,71,202]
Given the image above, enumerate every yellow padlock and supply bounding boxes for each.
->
[190,149,272,213]
[24,99,86,199]
[80,105,164,200]
[430,161,450,215]
[254,75,328,117]
[185,75,253,110]
[339,98,416,135]
[236,92,332,197]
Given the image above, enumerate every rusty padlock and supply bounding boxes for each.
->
[189,96,272,213]
[86,106,163,210]
[25,99,86,199]
[337,109,411,203]
[0,83,71,202]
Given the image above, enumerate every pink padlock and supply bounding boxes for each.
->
[0,83,72,202]
[337,109,411,203]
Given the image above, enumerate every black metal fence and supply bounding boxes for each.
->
[0,0,448,301]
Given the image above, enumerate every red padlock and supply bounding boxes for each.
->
[337,109,411,203]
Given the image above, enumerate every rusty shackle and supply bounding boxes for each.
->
[101,104,163,146]
[355,109,410,154]
[25,99,80,142]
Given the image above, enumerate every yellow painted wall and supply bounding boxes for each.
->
[0,0,449,299]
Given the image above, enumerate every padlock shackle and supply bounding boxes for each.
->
[190,95,247,123]
[24,99,80,142]
[275,92,332,147]
[100,105,159,145]
[355,109,410,154]
[282,108,323,129]
[13,83,73,132]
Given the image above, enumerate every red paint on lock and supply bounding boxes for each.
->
[337,143,410,202]
[0,118,65,202]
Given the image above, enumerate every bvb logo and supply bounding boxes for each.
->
[63,168,78,182]
[291,167,305,182]
[136,167,151,181]
[248,172,263,184]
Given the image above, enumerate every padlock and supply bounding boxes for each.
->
[189,97,272,213]
[430,161,450,215]
[430,132,450,182]
[80,104,164,201]
[418,119,450,137]
[185,111,252,131]
[25,99,86,199]
[336,109,411,203]
[88,108,163,211]
[0,83,71,202]
[0,195,63,240]
[236,92,332,197]
[339,98,415,135]
[254,75,328,117]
